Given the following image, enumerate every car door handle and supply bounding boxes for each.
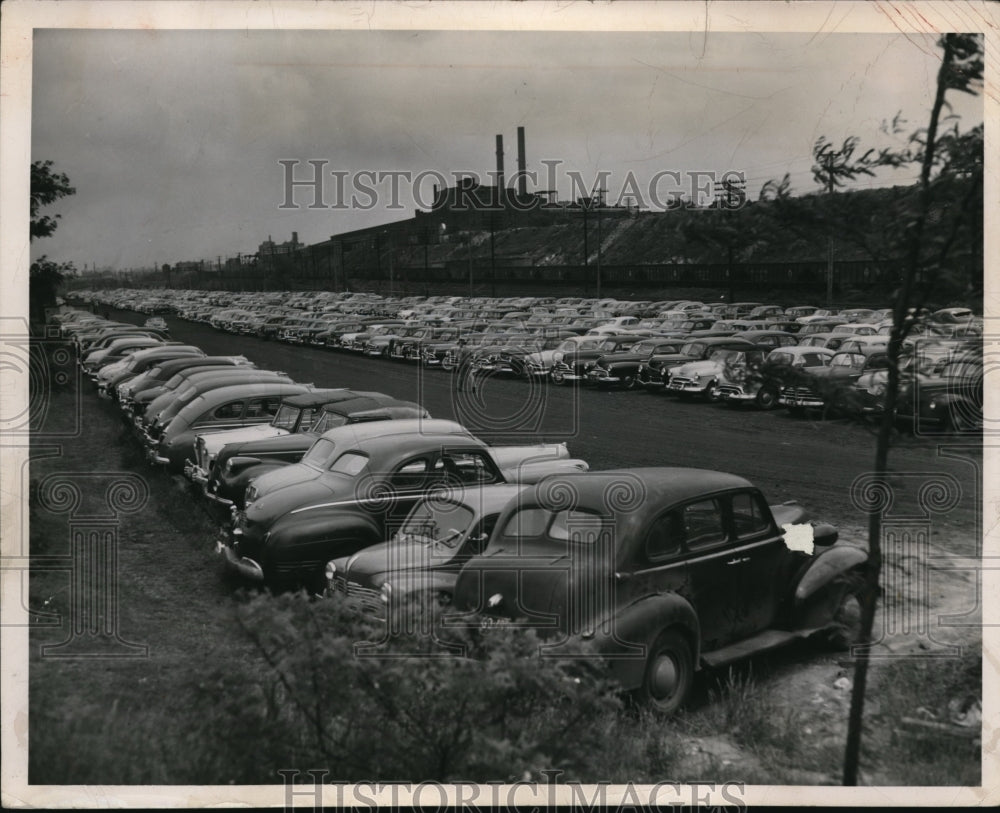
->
[726,556,750,566]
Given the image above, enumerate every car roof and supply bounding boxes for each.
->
[768,345,834,356]
[341,431,488,459]
[516,467,755,528]
[315,418,469,445]
[280,389,357,408]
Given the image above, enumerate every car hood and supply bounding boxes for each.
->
[342,540,454,583]
[672,359,725,377]
[645,352,699,367]
[219,432,317,460]
[247,461,327,501]
[599,352,648,366]
[200,423,289,457]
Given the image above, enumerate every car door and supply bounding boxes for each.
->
[677,493,785,650]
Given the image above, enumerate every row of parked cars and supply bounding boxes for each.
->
[80,287,982,432]
[53,303,877,713]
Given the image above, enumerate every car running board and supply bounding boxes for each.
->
[700,626,823,668]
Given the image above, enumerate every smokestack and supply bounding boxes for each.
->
[495,134,505,205]
[517,126,527,197]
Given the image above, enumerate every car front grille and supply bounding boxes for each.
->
[331,576,384,616]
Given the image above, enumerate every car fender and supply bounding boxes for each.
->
[586,593,701,691]
[793,544,868,603]
[789,544,868,629]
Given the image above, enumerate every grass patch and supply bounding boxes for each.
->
[869,652,981,785]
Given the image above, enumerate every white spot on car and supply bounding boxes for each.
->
[782,523,815,555]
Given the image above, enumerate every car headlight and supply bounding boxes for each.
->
[380,582,392,605]
[553,352,564,362]
[324,560,337,584]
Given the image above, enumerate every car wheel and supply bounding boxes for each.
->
[551,369,566,386]
[703,381,721,403]
[755,387,778,410]
[621,374,637,391]
[827,581,865,650]
[442,357,456,372]
[634,629,694,715]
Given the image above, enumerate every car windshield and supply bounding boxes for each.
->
[577,339,603,351]
[312,410,348,434]
[681,342,706,358]
[831,353,865,368]
[397,502,475,548]
[498,507,605,543]
[270,404,301,431]
[767,351,795,366]
[632,340,662,355]
[709,348,744,363]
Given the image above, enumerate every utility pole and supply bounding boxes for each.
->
[582,199,590,296]
[594,188,606,300]
[387,231,394,297]
[490,211,497,298]
[467,232,474,298]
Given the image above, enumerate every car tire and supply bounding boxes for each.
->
[634,629,694,715]
[442,357,456,372]
[826,580,865,650]
[551,369,566,386]
[755,387,778,410]
[703,381,721,403]
[620,374,637,391]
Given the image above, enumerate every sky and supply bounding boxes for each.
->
[30,27,983,272]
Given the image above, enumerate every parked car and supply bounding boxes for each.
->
[202,393,431,507]
[853,347,982,432]
[119,356,254,416]
[184,388,356,484]
[665,344,771,401]
[637,337,759,391]
[96,344,204,398]
[779,350,890,415]
[449,468,866,713]
[221,427,588,590]
[326,484,528,614]
[148,382,312,471]
[550,335,645,385]
[718,346,836,409]
[585,337,687,390]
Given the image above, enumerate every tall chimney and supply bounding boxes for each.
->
[517,126,527,197]
[495,134,505,205]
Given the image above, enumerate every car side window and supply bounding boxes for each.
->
[245,397,281,419]
[391,457,430,489]
[731,492,772,539]
[438,450,497,485]
[682,499,727,550]
[212,401,244,420]
[644,511,683,562]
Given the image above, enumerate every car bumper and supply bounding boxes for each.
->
[216,538,264,582]
[718,387,756,402]
[667,379,707,394]
[183,460,209,485]
[779,395,824,408]
[145,447,170,466]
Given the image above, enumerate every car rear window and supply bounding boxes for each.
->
[329,452,369,476]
